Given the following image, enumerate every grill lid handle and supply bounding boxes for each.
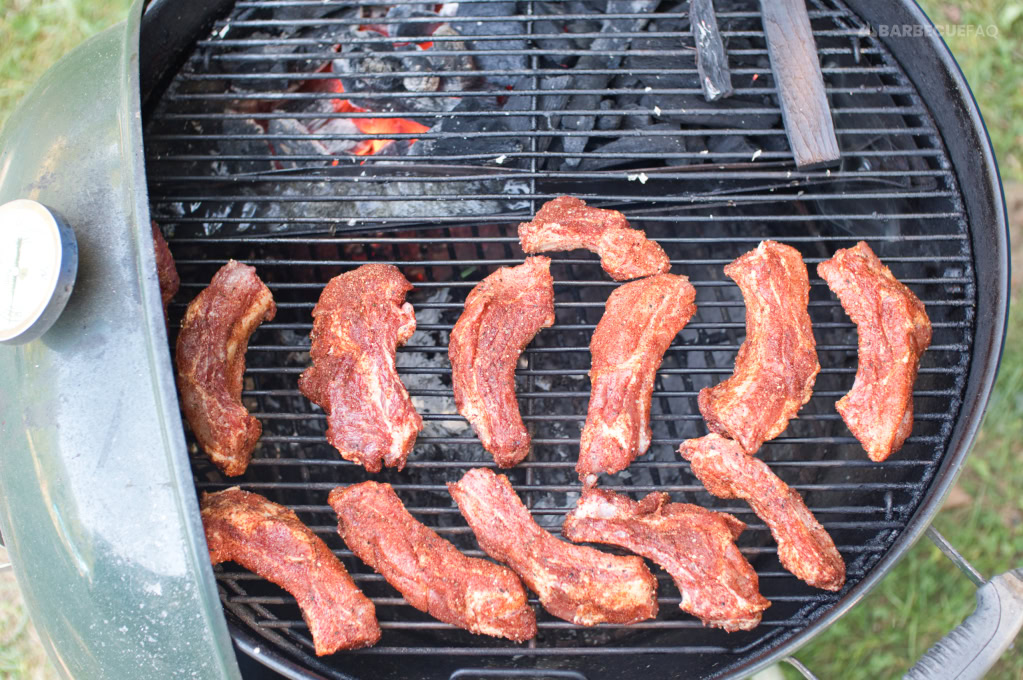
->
[903,569,1023,680]
[902,528,1023,680]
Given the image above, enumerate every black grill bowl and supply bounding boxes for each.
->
[140,0,1008,678]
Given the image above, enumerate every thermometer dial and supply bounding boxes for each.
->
[0,200,78,345]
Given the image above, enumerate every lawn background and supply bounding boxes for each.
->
[0,1,1020,678]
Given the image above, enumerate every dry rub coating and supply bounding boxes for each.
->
[578,274,697,482]
[200,487,381,655]
[329,482,536,641]
[517,196,671,281]
[448,257,555,467]
[698,241,820,454]
[563,488,770,631]
[817,241,932,461]
[298,264,423,473]
[177,260,276,476]
[679,434,845,591]
[449,468,658,626]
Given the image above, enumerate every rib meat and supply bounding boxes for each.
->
[578,274,697,482]
[448,468,658,626]
[298,264,422,473]
[176,260,276,476]
[698,241,820,454]
[679,434,845,591]
[200,487,381,655]
[517,196,670,281]
[328,482,537,642]
[448,257,555,467]
[817,241,932,461]
[563,488,769,631]
[151,221,179,319]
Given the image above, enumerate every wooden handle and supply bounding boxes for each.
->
[759,0,841,169]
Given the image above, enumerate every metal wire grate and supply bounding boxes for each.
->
[144,0,976,677]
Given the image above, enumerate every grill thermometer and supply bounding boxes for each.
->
[0,199,78,345]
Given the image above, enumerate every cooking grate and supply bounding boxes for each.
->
[144,0,976,678]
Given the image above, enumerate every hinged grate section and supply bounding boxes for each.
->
[145,0,977,678]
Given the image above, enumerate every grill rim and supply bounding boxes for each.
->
[134,0,1011,677]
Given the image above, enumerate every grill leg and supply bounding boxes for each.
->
[781,657,820,680]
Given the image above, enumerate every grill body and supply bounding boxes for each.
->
[0,0,1005,680]
[140,1,1010,678]
[141,1,1008,677]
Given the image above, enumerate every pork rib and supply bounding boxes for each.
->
[448,257,555,467]
[151,221,179,320]
[176,260,276,476]
[563,488,770,631]
[679,434,845,591]
[329,481,536,641]
[517,196,670,281]
[817,241,932,461]
[201,487,381,655]
[698,241,820,454]
[298,264,422,473]
[448,468,658,626]
[578,273,697,482]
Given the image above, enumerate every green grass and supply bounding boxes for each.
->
[0,549,53,680]
[0,1,1020,679]
[0,0,132,130]
[914,0,1023,180]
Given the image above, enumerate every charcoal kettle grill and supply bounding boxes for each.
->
[0,0,1018,678]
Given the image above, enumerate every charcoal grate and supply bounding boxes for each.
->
[144,0,975,678]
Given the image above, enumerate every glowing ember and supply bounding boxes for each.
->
[326,79,430,156]
[351,117,431,156]
[357,24,391,37]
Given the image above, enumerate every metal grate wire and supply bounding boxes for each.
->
[144,0,976,677]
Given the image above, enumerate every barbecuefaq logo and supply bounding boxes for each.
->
[865,23,999,38]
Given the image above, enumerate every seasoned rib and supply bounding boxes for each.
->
[517,196,670,281]
[448,468,658,626]
[298,264,422,473]
[817,241,932,461]
[563,488,769,631]
[578,274,697,482]
[200,488,381,655]
[679,434,845,591]
[151,221,179,319]
[176,260,276,476]
[328,482,536,642]
[449,257,555,467]
[698,241,820,454]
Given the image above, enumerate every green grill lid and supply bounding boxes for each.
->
[0,2,240,678]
